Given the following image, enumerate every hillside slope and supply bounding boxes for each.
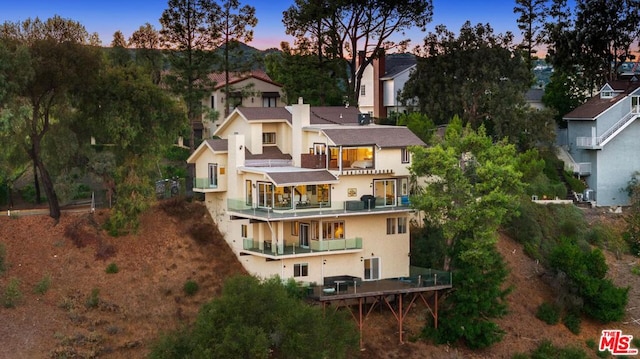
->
[0,202,637,358]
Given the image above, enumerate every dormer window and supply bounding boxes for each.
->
[601,91,613,99]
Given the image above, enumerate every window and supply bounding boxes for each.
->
[291,221,299,236]
[294,263,308,277]
[257,182,273,208]
[386,218,396,235]
[262,132,276,144]
[322,221,344,239]
[401,148,410,163]
[262,92,279,107]
[398,217,407,234]
[360,85,366,96]
[245,180,252,205]
[374,179,397,206]
[241,224,247,238]
[208,163,218,187]
[210,95,215,109]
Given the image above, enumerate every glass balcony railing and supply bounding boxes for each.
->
[193,178,217,190]
[242,237,363,256]
[227,196,411,219]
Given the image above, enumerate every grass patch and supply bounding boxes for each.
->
[105,262,119,274]
[85,288,100,309]
[183,280,199,296]
[2,277,23,308]
[535,302,560,325]
[34,274,52,294]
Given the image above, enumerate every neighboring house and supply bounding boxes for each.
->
[201,69,285,139]
[525,88,545,111]
[358,52,416,119]
[186,99,426,284]
[561,79,640,206]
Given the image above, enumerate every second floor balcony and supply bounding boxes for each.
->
[227,196,412,220]
[242,237,363,259]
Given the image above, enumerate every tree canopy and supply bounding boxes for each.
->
[282,0,434,105]
[149,275,360,358]
[410,117,525,348]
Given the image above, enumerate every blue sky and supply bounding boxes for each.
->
[1,0,522,50]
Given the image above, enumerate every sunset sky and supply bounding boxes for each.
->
[2,0,526,50]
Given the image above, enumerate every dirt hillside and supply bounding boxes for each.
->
[0,201,638,358]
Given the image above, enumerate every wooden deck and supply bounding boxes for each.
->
[307,278,453,348]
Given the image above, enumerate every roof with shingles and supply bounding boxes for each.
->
[265,169,338,186]
[564,80,640,120]
[208,69,281,89]
[383,54,416,78]
[322,126,426,147]
[234,106,362,125]
[246,146,292,160]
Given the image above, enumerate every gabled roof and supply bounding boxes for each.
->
[321,126,426,147]
[564,80,640,120]
[381,54,416,79]
[186,138,227,163]
[208,69,282,90]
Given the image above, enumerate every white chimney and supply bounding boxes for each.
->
[291,98,310,167]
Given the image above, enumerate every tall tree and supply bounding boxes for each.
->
[283,0,433,106]
[265,41,347,105]
[160,0,221,151]
[574,0,640,84]
[410,117,524,348]
[513,0,547,70]
[0,16,101,221]
[216,0,258,116]
[403,22,538,146]
[129,23,164,84]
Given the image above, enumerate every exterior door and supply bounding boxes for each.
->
[364,257,380,280]
[299,223,310,248]
[208,163,217,188]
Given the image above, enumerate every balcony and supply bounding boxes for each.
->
[192,178,218,192]
[242,237,363,258]
[227,196,412,220]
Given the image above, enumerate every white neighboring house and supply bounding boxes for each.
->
[187,99,426,284]
[358,52,417,119]
[201,69,285,139]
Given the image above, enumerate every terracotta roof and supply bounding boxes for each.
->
[564,80,640,120]
[246,146,292,160]
[208,69,281,89]
[322,126,426,147]
[266,170,338,186]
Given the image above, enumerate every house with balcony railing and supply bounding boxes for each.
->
[187,98,425,284]
[562,79,640,206]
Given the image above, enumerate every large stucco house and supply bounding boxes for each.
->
[186,99,425,284]
[562,79,640,206]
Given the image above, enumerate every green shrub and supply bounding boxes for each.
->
[33,274,52,295]
[105,262,119,274]
[2,277,22,308]
[86,288,100,308]
[563,312,581,334]
[631,264,640,276]
[563,171,586,194]
[535,302,560,325]
[183,280,199,296]
[19,184,46,203]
